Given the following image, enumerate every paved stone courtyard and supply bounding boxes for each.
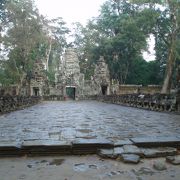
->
[0,101,179,144]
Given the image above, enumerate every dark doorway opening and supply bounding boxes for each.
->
[66,87,76,100]
[101,85,108,95]
[33,87,39,96]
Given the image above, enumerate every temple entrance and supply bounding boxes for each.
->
[101,85,108,95]
[66,86,76,100]
[33,87,39,96]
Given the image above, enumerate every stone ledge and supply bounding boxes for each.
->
[131,137,180,147]
[72,138,114,155]
[0,141,22,156]
[21,140,72,155]
[0,137,180,157]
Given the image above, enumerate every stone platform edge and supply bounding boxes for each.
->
[0,136,180,157]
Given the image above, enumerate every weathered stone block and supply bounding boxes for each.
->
[123,145,142,156]
[98,149,117,159]
[131,137,180,147]
[114,139,133,147]
[141,147,177,158]
[121,154,140,164]
[22,140,72,155]
[114,147,124,155]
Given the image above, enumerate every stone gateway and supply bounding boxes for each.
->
[52,48,111,99]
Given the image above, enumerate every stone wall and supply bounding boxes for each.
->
[0,96,41,114]
[43,95,64,101]
[0,86,18,96]
[86,94,178,112]
[111,84,162,95]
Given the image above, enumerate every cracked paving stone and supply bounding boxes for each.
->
[123,145,142,156]
[114,147,124,155]
[98,149,117,159]
[121,154,140,164]
[141,147,177,158]
[114,139,133,147]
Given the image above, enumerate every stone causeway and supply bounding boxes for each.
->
[0,101,180,163]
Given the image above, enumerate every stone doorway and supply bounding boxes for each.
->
[33,87,39,96]
[66,87,76,100]
[101,85,108,95]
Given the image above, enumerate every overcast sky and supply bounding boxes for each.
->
[35,0,155,61]
[36,0,106,25]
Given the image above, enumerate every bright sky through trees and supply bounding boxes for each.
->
[36,0,106,25]
[36,0,155,61]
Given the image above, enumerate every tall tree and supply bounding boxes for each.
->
[131,0,180,93]
[76,0,157,83]
[2,0,45,94]
[42,17,70,82]
[160,0,180,93]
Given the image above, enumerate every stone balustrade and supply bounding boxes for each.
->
[0,96,41,114]
[87,94,178,112]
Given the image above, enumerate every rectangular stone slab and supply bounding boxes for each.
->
[22,140,71,148]
[22,140,72,155]
[131,137,180,147]
[122,145,143,156]
[72,138,114,148]
[140,147,177,158]
[114,139,133,147]
[0,141,21,150]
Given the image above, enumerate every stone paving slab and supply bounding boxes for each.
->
[22,140,71,148]
[0,101,179,156]
[22,140,72,155]
[131,136,180,147]
[0,141,20,150]
[121,154,140,164]
[0,141,22,156]
[72,138,113,154]
[114,139,133,147]
[122,145,142,155]
[140,147,177,158]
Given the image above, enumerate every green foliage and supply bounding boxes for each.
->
[1,0,179,91]
[127,58,162,85]
[73,0,157,83]
[0,0,69,90]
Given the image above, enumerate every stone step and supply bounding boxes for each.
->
[140,147,177,158]
[22,140,72,155]
[0,141,22,156]
[72,138,114,155]
[0,137,180,157]
[131,137,180,147]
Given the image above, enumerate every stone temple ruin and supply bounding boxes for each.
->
[51,48,111,99]
[23,48,162,99]
[0,48,179,112]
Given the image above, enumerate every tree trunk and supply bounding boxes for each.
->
[161,46,175,94]
[161,0,177,94]
[46,37,52,71]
